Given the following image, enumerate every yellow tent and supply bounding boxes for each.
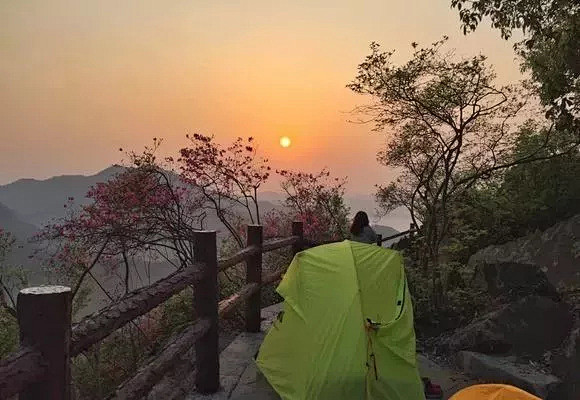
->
[450,384,540,400]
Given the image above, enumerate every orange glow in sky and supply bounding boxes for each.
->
[0,0,522,193]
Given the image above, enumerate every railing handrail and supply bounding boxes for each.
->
[217,235,300,273]
[380,229,416,243]
[0,222,307,399]
[71,261,205,356]
[2,220,417,398]
[108,318,211,400]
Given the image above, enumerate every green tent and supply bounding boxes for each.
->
[256,240,425,400]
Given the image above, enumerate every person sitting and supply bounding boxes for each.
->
[350,211,378,244]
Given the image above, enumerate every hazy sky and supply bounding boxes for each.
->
[0,0,522,193]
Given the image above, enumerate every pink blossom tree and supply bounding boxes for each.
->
[178,134,271,247]
[35,139,206,298]
[267,169,350,242]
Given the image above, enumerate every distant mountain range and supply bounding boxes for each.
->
[0,166,408,316]
[0,166,409,236]
[0,202,38,239]
[0,165,125,228]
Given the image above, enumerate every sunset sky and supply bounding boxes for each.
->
[0,0,523,194]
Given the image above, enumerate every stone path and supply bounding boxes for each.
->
[189,303,475,400]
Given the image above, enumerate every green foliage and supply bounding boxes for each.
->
[451,0,579,133]
[0,229,26,361]
[157,288,195,341]
[0,307,18,360]
[349,37,538,305]
[0,229,27,311]
[405,255,491,336]
[500,129,580,233]
[445,125,580,254]
[72,289,196,398]
[72,325,150,399]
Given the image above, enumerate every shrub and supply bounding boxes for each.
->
[405,254,491,337]
[0,308,18,360]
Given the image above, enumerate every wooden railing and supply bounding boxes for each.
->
[301,223,417,249]
[0,220,418,399]
[378,223,417,245]
[0,221,305,400]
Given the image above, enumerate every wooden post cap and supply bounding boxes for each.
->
[20,286,71,295]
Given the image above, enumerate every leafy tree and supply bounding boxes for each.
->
[446,123,580,253]
[451,0,579,133]
[348,38,576,304]
[500,124,580,229]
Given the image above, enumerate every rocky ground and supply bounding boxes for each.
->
[428,258,580,398]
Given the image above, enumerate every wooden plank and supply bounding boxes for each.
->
[193,231,219,394]
[380,229,413,243]
[108,319,210,400]
[262,268,286,287]
[71,263,204,356]
[292,221,304,255]
[218,245,260,272]
[217,233,303,274]
[0,347,47,399]
[245,225,263,332]
[218,283,260,318]
[262,236,299,252]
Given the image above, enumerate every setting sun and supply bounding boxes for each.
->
[279,136,292,148]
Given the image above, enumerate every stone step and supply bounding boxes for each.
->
[186,303,283,400]
[456,351,562,399]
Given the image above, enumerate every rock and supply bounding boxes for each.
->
[457,351,562,399]
[443,296,573,357]
[473,262,560,301]
[469,214,580,288]
[548,326,580,400]
[417,354,475,396]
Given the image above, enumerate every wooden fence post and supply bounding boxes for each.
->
[245,225,263,333]
[193,230,219,394]
[376,234,383,246]
[292,221,304,255]
[17,285,72,400]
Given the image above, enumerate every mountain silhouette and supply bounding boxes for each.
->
[0,165,125,227]
[0,201,38,240]
[0,167,405,316]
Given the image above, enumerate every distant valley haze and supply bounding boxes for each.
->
[0,167,407,316]
[0,166,410,235]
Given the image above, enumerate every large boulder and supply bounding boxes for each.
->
[548,325,580,400]
[443,296,573,357]
[473,262,560,301]
[457,351,562,399]
[469,214,580,287]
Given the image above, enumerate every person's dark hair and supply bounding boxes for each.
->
[350,211,370,236]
